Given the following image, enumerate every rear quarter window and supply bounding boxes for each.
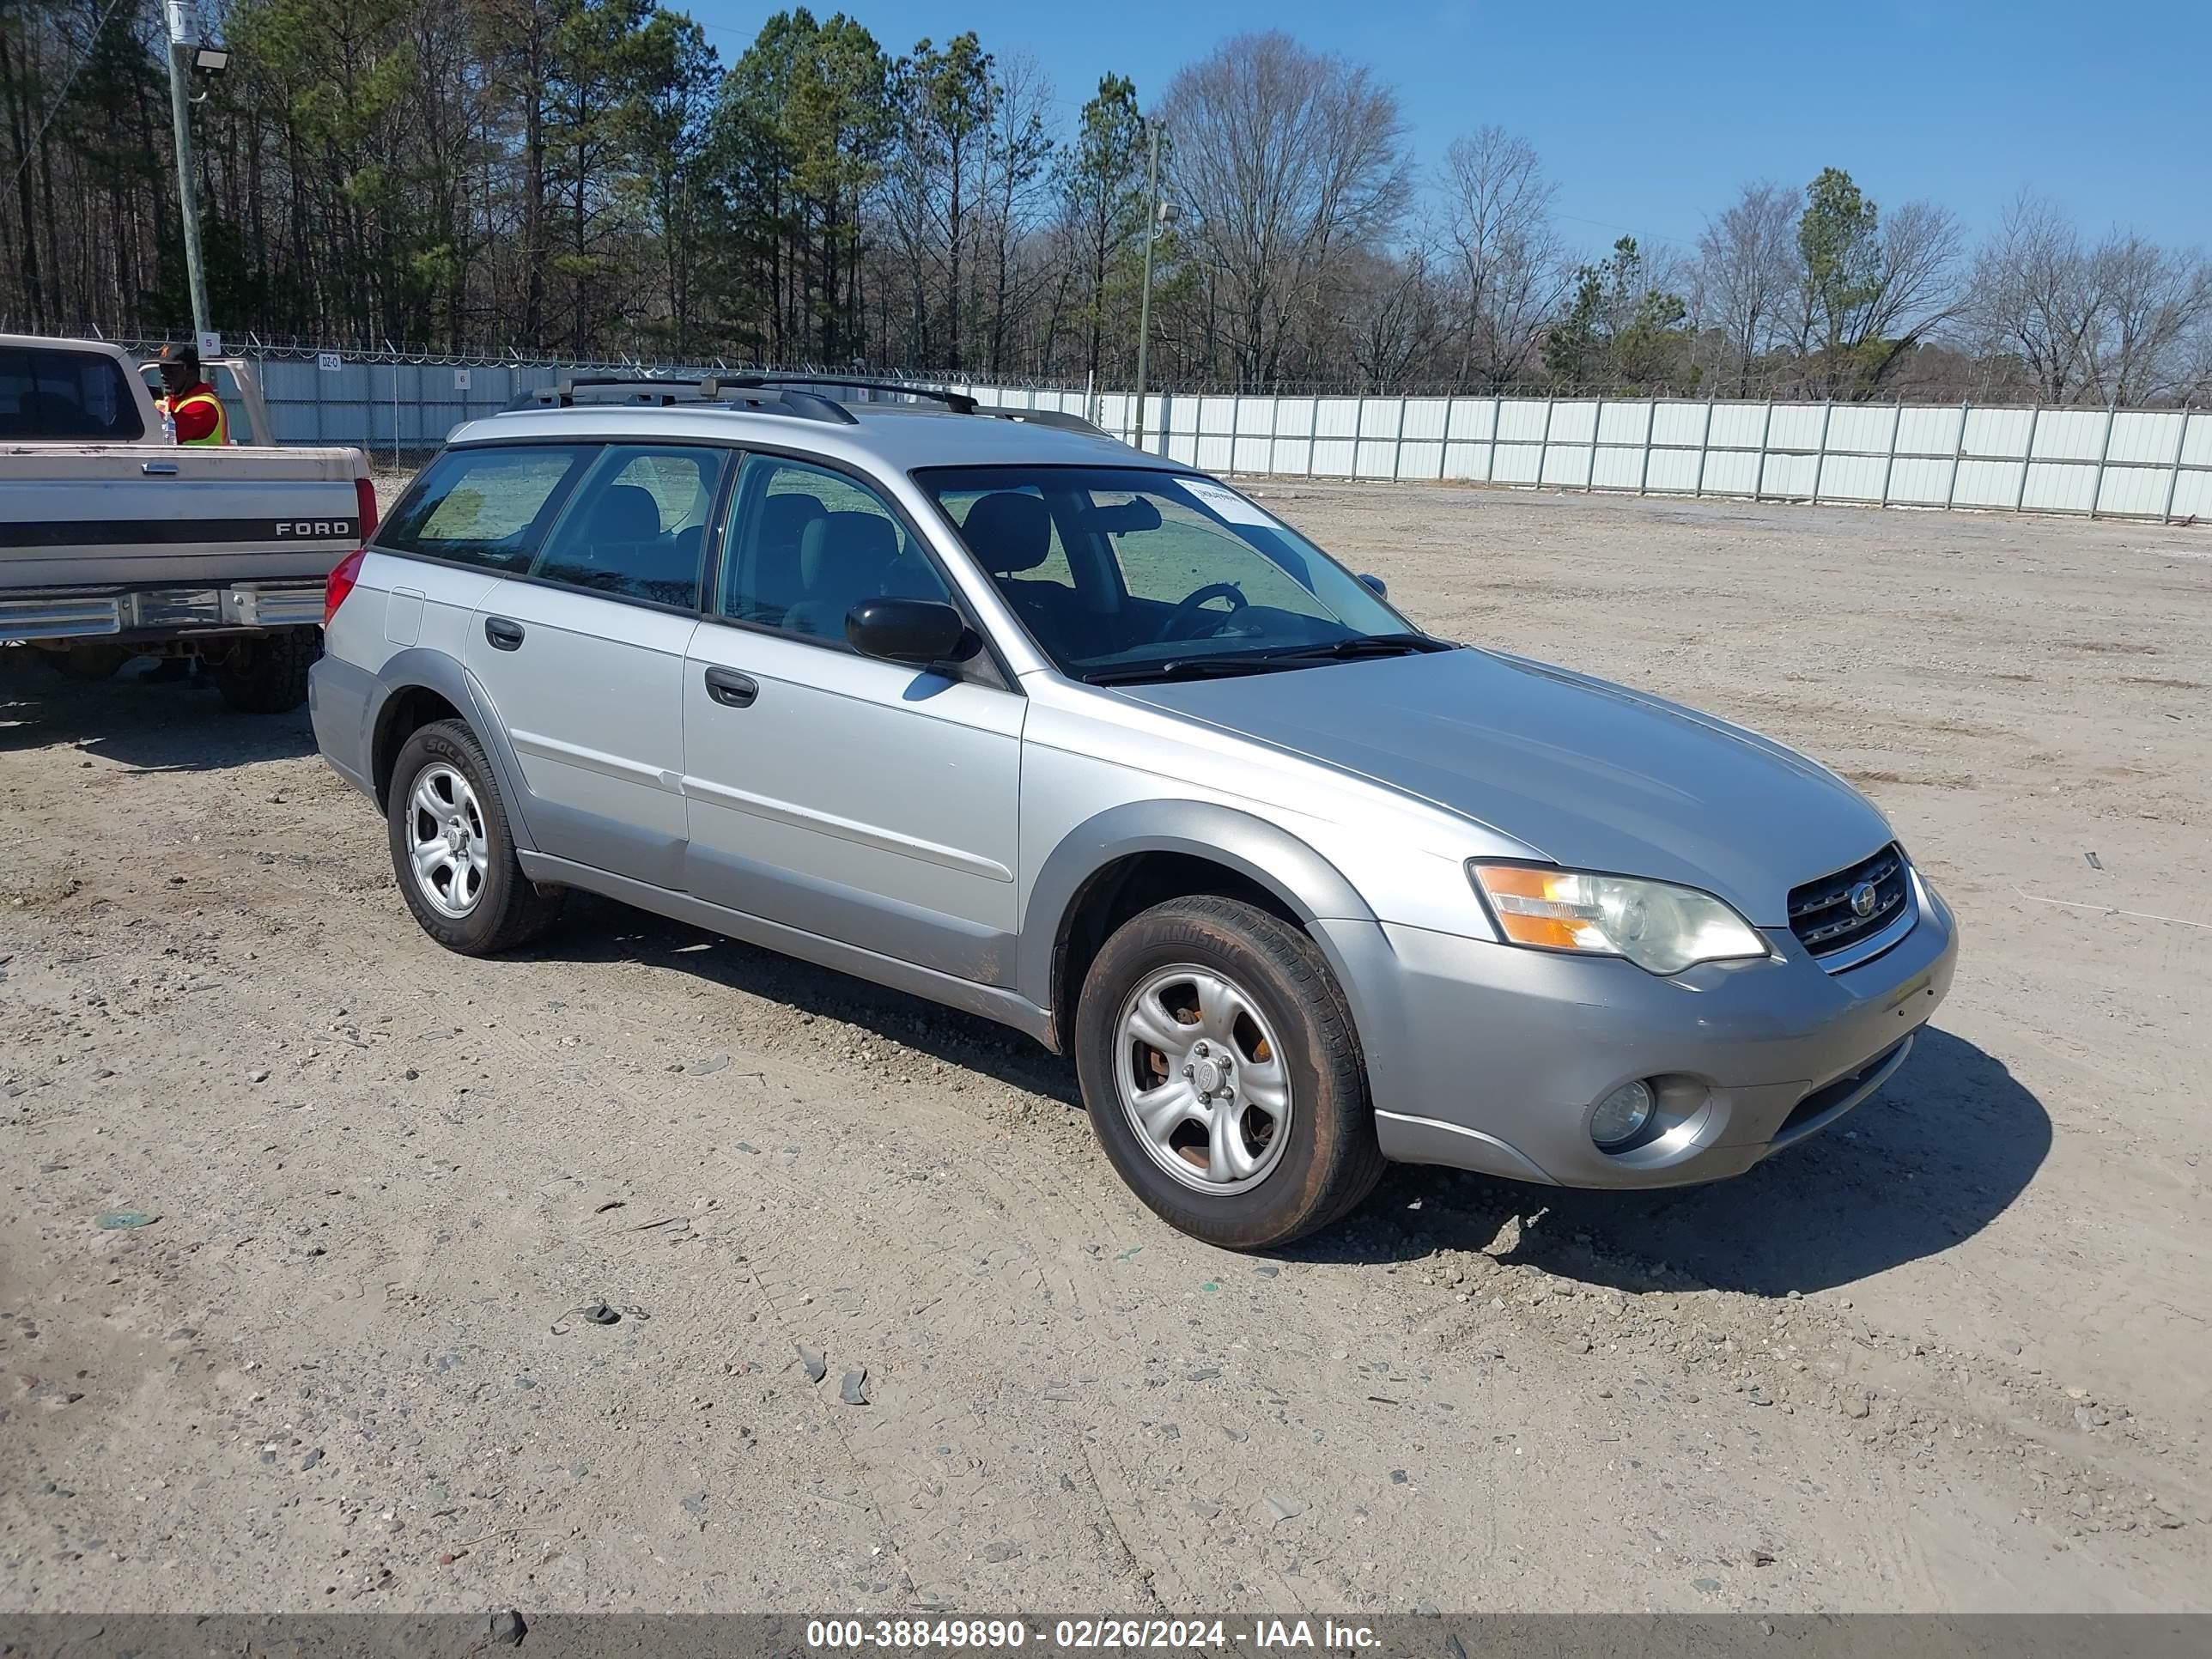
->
[375,445,595,572]
[0,347,144,441]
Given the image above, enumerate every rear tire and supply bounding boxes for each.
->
[386,719,564,955]
[213,627,319,713]
[1073,896,1383,1249]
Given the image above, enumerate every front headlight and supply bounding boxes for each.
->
[1468,862,1770,975]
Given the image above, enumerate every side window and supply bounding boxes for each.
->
[0,347,144,441]
[376,445,594,572]
[720,456,949,641]
[532,445,728,609]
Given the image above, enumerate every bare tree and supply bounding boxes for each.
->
[2088,234,2212,405]
[1962,193,2108,403]
[1694,180,1798,394]
[1338,245,1447,392]
[1435,126,1565,389]
[1160,31,1410,387]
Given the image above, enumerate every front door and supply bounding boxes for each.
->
[464,442,729,888]
[681,453,1025,984]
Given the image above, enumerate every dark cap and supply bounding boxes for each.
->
[156,341,201,370]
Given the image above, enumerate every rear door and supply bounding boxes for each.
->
[463,443,732,889]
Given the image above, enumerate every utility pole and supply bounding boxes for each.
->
[164,1,213,342]
[1131,119,1163,453]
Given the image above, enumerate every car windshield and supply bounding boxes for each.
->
[915,465,1440,682]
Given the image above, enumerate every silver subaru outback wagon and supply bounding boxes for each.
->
[310,377,1957,1248]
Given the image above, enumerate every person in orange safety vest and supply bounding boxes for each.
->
[154,341,229,445]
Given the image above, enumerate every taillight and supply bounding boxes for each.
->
[355,476,380,544]
[325,547,367,625]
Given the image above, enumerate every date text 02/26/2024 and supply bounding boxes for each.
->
[805,1619,1382,1651]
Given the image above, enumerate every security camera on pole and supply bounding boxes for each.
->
[163,0,231,349]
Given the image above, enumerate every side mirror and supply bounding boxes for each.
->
[847,598,973,666]
[1358,573,1388,599]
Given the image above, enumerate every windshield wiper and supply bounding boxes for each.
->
[1259,632,1451,663]
[1079,653,1307,685]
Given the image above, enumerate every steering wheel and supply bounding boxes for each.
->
[1158,582,1249,642]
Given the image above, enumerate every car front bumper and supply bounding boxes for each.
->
[1316,872,1959,1188]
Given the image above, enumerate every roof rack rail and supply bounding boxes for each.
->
[504,376,857,426]
[975,404,1109,437]
[720,374,980,416]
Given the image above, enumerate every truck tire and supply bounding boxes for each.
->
[46,643,133,682]
[213,627,320,714]
[1073,895,1384,1250]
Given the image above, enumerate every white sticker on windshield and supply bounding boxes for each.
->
[1180,477,1278,527]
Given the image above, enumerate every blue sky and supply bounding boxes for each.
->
[687,0,2212,258]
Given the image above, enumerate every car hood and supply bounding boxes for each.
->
[1116,647,1892,926]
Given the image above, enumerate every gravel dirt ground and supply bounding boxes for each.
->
[2,480,2207,1616]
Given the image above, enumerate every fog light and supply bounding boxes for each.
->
[1590,1079,1655,1149]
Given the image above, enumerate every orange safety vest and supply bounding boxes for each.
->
[161,387,229,446]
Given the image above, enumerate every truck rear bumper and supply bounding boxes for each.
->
[1,581,324,641]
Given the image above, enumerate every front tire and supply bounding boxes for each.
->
[386,720,564,955]
[1073,896,1383,1249]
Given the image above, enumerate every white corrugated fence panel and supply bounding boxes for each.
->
[1701,448,1760,495]
[1820,453,1887,501]
[1644,447,1701,493]
[1651,402,1711,446]
[1592,445,1644,489]
[2022,462,2099,514]
[1547,400,1598,445]
[1707,403,1768,448]
[1496,399,1550,441]
[1826,405,1894,454]
[1953,459,2021,508]
[2098,463,2169,517]
[2106,410,2179,465]
[1766,404,1824,451]
[1446,399,1496,441]
[1314,398,1362,438]
[2033,408,2106,460]
[1401,398,1449,441]
[1895,406,1961,457]
[2182,414,2212,468]
[1963,406,2032,459]
[1596,403,1650,444]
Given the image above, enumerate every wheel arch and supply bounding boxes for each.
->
[1021,801,1376,1049]
[366,649,539,854]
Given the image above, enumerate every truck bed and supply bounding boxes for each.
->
[0,442,367,590]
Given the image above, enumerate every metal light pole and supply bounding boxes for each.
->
[1131,119,1163,453]
[164,1,213,341]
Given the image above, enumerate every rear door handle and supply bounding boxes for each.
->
[703,666,757,708]
[483,617,525,651]
[141,460,179,476]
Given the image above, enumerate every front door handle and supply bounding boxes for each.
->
[141,460,179,476]
[703,666,757,708]
[483,616,525,651]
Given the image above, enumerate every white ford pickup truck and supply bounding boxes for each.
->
[2,333,372,711]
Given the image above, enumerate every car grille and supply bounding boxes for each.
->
[1788,845,1912,963]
